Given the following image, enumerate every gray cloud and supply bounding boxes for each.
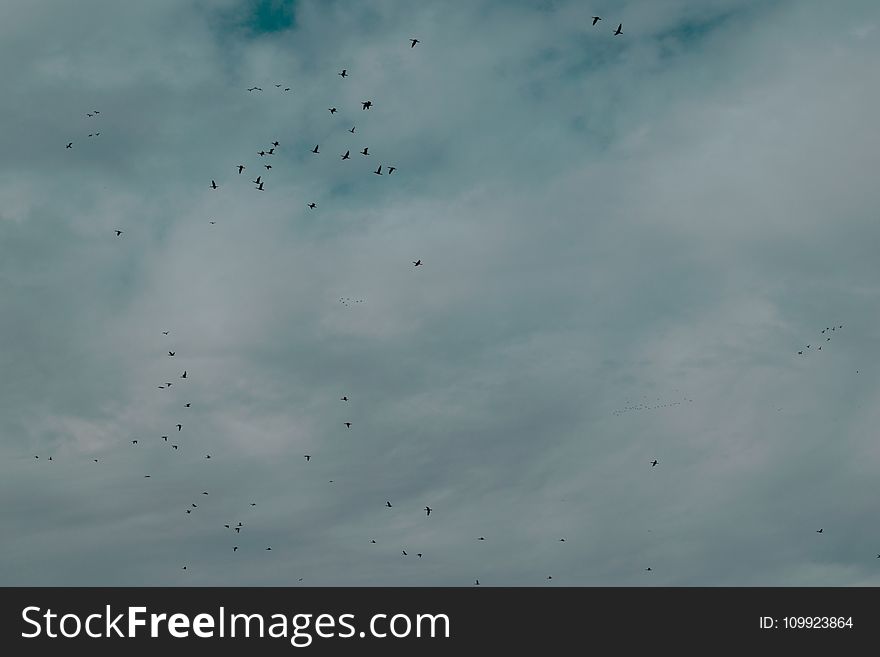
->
[1,0,879,586]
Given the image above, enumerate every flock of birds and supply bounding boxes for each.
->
[41,16,869,585]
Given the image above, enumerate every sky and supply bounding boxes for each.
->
[1,0,879,586]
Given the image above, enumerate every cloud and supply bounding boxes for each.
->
[1,0,879,585]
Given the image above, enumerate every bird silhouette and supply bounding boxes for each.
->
[388,166,396,174]
[614,23,623,35]
[817,529,824,533]
[386,501,393,508]
[645,567,652,572]
[233,547,238,552]
[308,202,316,209]
[264,164,272,170]
[362,101,372,110]
[181,371,187,379]
[168,351,175,356]
[344,422,352,428]
[256,182,264,191]
[185,403,191,407]
[253,175,262,185]
[361,147,369,155]
[258,151,266,156]
[410,39,420,48]
[474,579,480,586]
[425,506,432,516]
[417,553,422,558]
[413,260,422,266]
[304,455,311,462]
[66,142,72,148]
[371,539,376,544]
[329,107,337,114]
[349,126,356,133]
[477,537,485,541]
[592,16,602,25]
[341,150,350,160]
[339,69,347,78]
[374,165,383,175]
[238,165,245,174]
[312,145,320,154]
[162,331,169,335]
[176,424,182,431]
[340,396,348,401]
[650,459,659,467]
[210,180,218,189]
[272,141,279,147]
[115,230,123,236]
[402,550,408,556]
[132,440,138,445]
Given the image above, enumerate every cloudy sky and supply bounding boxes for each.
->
[1,0,879,586]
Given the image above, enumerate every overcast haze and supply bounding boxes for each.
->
[2,0,880,586]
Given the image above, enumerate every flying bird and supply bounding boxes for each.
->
[645,567,652,572]
[256,182,264,191]
[402,550,408,556]
[238,165,245,174]
[361,147,369,155]
[341,150,350,160]
[162,331,169,335]
[650,459,659,467]
[340,396,348,401]
[477,537,485,541]
[817,529,824,533]
[339,69,347,78]
[264,164,272,170]
[592,16,601,25]
[361,101,372,110]
[312,145,320,154]
[413,260,422,266]
[185,403,191,407]
[168,351,175,356]
[115,230,123,237]
[388,166,396,174]
[66,142,73,148]
[344,422,352,428]
[425,506,432,516]
[374,165,383,175]
[410,39,420,48]
[176,424,182,431]
[308,202,316,209]
[349,126,356,133]
[329,107,337,114]
[181,371,187,378]
[211,180,218,189]
[474,579,480,586]
[258,151,265,156]
[233,547,238,552]
[386,501,393,508]
[614,23,623,35]
[272,141,279,147]
[304,455,311,462]
[132,440,138,445]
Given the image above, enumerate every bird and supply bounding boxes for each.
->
[410,38,420,48]
[650,459,659,467]
[474,579,480,586]
[233,547,238,552]
[144,475,150,478]
[388,166,396,174]
[477,537,485,541]
[361,147,369,155]
[181,371,187,379]
[304,455,311,462]
[211,180,218,189]
[238,165,245,174]
[176,424,182,431]
[258,151,266,157]
[186,510,191,514]
[349,126,356,133]
[402,550,408,556]
[417,553,422,558]
[340,396,348,401]
[162,331,169,335]
[614,23,623,35]
[344,422,352,428]
[192,504,198,508]
[205,454,211,459]
[253,176,262,185]
[386,501,393,508]
[168,351,175,356]
[162,436,168,441]
[339,69,347,78]
[329,107,337,114]
[817,529,824,533]
[413,260,422,267]
[592,16,601,25]
[250,503,256,507]
[308,202,316,209]
[645,567,652,572]
[264,164,272,170]
[362,101,372,110]
[184,403,191,408]
[312,145,320,154]
[202,491,209,495]
[132,440,138,445]
[425,506,432,516]
[234,527,240,533]
[256,182,264,191]
[66,142,72,148]
[93,459,99,463]
[370,540,376,544]
[172,445,178,450]
[547,576,553,580]
[275,84,282,88]
[272,141,279,147]
[115,230,123,237]
[798,351,803,355]
[374,165,383,175]
[341,150,350,160]
[266,547,272,551]
[559,538,566,542]
[182,566,187,570]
